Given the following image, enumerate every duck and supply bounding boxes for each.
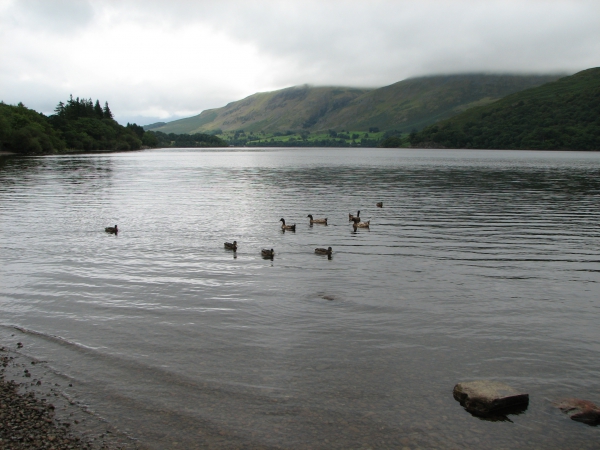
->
[355,220,370,228]
[261,248,274,258]
[280,218,296,231]
[376,202,383,208]
[315,247,333,256]
[105,225,118,234]
[349,210,360,222]
[307,214,327,225]
[224,241,237,251]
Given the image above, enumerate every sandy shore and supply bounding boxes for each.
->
[0,344,143,450]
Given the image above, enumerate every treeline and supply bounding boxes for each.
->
[410,68,600,150]
[0,97,227,155]
[146,131,228,148]
[0,102,65,154]
[49,96,144,152]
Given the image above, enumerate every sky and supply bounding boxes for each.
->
[1,0,599,126]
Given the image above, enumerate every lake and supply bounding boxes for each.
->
[1,148,599,449]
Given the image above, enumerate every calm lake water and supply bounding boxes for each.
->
[1,148,599,449]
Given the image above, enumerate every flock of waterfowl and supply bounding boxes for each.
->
[103,202,384,260]
[228,201,382,260]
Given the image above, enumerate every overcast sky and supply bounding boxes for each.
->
[1,0,599,125]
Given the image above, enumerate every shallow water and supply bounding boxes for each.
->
[1,148,599,449]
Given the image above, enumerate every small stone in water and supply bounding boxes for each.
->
[555,398,600,425]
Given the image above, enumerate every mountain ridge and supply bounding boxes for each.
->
[147,74,563,135]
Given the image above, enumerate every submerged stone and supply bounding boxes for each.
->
[453,380,529,416]
[555,398,600,425]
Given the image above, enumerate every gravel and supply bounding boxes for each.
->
[1,346,141,450]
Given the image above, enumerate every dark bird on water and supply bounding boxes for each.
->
[262,248,274,258]
[105,225,118,234]
[280,218,296,231]
[376,202,383,208]
[307,214,327,225]
[315,247,333,256]
[224,241,237,251]
[349,210,360,222]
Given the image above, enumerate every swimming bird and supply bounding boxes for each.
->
[349,210,360,222]
[105,225,118,234]
[307,214,327,225]
[224,241,237,251]
[376,202,383,208]
[315,247,333,256]
[280,218,296,231]
[355,220,370,228]
[261,248,274,258]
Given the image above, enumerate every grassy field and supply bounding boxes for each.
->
[216,130,403,147]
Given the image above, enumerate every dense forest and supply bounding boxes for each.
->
[0,97,227,155]
[410,68,600,150]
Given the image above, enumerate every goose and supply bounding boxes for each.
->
[261,248,274,258]
[355,220,370,228]
[315,247,333,256]
[376,202,383,208]
[307,214,327,225]
[280,218,296,231]
[224,241,237,251]
[105,225,118,234]
[349,210,360,222]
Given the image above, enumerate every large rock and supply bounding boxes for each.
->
[453,380,529,416]
[555,398,600,425]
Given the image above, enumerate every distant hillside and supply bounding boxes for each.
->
[148,86,370,134]
[411,68,600,150]
[148,74,561,134]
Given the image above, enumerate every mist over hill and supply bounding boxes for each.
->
[147,74,562,135]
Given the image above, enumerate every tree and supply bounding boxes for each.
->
[142,131,158,147]
[94,100,103,118]
[103,102,113,120]
[126,122,145,139]
[54,101,65,116]
[380,136,403,148]
[409,128,418,144]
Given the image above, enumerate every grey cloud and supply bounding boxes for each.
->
[2,0,599,124]
[115,0,600,85]
[7,0,95,34]
[212,1,600,82]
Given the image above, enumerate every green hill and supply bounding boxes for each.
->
[148,74,561,135]
[410,68,600,150]
[148,86,371,134]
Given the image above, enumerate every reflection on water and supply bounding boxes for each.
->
[1,148,599,449]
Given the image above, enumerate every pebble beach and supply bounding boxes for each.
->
[0,345,142,450]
